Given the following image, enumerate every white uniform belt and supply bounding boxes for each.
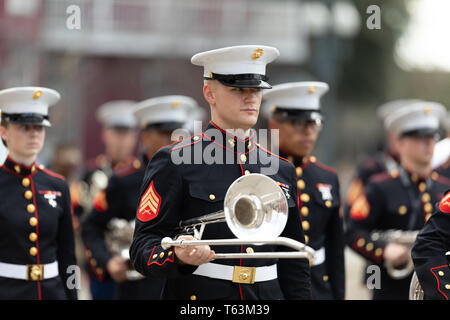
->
[312,247,325,266]
[0,261,59,281]
[193,263,277,283]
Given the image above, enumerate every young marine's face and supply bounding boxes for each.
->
[271,119,320,158]
[102,127,138,163]
[397,135,436,166]
[205,81,262,131]
[0,123,45,159]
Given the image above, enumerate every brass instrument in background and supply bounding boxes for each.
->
[105,218,144,280]
[371,229,419,279]
[79,169,110,216]
[161,174,315,262]
[409,272,424,300]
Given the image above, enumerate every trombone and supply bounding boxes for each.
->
[161,173,315,262]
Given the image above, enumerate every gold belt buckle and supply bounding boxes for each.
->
[232,266,256,284]
[26,264,44,281]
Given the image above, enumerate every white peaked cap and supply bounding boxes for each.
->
[96,100,137,128]
[133,95,198,129]
[191,45,279,88]
[384,101,446,136]
[377,99,423,122]
[262,81,329,111]
[0,86,60,126]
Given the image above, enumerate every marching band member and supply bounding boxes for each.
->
[0,87,77,300]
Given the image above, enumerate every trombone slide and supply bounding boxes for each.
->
[161,236,315,262]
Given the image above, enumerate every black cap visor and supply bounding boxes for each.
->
[1,113,51,127]
[400,128,439,139]
[205,73,271,89]
[273,107,322,122]
[144,121,184,132]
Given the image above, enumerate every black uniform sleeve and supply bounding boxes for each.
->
[57,182,78,300]
[412,205,450,300]
[344,182,388,265]
[325,176,346,300]
[277,164,312,300]
[130,149,197,279]
[81,175,123,269]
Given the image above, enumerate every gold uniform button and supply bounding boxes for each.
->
[375,248,383,257]
[398,206,407,215]
[14,165,21,174]
[300,193,310,203]
[356,238,365,248]
[29,247,37,256]
[244,170,251,175]
[159,252,165,259]
[446,284,450,290]
[304,235,309,244]
[301,206,309,217]
[29,232,37,242]
[431,171,439,180]
[27,204,35,213]
[425,213,432,222]
[86,250,92,258]
[296,167,303,177]
[302,220,310,231]
[209,194,216,201]
[418,182,426,193]
[323,275,329,282]
[22,178,30,188]
[246,247,254,254]
[193,136,200,141]
[91,259,97,267]
[438,271,445,277]
[24,190,33,200]
[366,243,374,251]
[29,217,38,227]
[240,154,247,162]
[297,180,305,190]
[422,193,430,202]
[152,254,157,259]
[310,156,317,163]
[325,200,332,208]
[168,251,173,256]
[424,203,433,213]
[190,295,197,300]
[248,142,252,148]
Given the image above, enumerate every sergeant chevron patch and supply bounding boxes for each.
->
[137,181,161,222]
[439,192,450,214]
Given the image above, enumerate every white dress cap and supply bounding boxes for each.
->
[96,100,137,129]
[0,86,60,127]
[262,81,329,111]
[191,45,280,88]
[133,95,198,129]
[384,101,446,136]
[376,99,423,123]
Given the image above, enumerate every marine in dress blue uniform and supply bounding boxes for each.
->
[130,45,312,300]
[0,87,77,300]
[345,101,450,300]
[412,189,450,300]
[82,95,201,299]
[263,82,345,299]
[74,100,139,300]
